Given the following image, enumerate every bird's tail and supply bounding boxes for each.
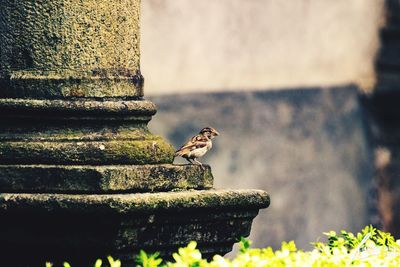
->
[174,149,185,157]
[174,150,181,157]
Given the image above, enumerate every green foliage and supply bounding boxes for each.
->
[46,226,400,267]
[136,250,163,267]
[239,236,251,253]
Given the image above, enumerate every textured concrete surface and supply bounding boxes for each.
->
[0,98,157,118]
[0,189,269,213]
[0,137,174,165]
[0,0,142,98]
[0,164,214,193]
[0,189,269,265]
[0,99,175,164]
[149,85,375,250]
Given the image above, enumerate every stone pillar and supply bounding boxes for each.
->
[0,0,269,266]
[0,0,143,99]
[0,0,172,165]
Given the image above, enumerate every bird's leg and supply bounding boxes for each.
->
[193,158,202,165]
[186,158,194,164]
[193,159,205,170]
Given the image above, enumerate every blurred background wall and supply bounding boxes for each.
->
[139,0,395,250]
[141,0,383,94]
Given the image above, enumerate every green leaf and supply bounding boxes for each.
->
[239,237,251,253]
[94,259,103,267]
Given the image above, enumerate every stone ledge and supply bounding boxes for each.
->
[0,98,156,120]
[0,137,175,165]
[0,189,270,213]
[2,70,144,99]
[0,164,213,193]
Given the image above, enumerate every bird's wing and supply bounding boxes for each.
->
[190,134,206,142]
[175,135,208,156]
[180,141,208,151]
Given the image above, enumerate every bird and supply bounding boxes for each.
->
[174,127,220,166]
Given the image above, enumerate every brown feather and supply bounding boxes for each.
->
[175,134,209,157]
[174,127,219,162]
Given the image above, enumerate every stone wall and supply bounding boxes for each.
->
[149,85,375,249]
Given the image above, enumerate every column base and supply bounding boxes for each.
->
[0,98,175,164]
[0,189,270,265]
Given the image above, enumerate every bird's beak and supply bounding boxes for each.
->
[213,130,220,136]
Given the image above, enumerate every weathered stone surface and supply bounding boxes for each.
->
[0,99,175,165]
[1,209,260,265]
[0,99,157,119]
[0,1,270,266]
[0,164,213,193]
[0,137,174,165]
[0,189,269,213]
[0,122,153,142]
[0,0,142,98]
[0,189,270,265]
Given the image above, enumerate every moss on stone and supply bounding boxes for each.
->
[0,164,213,193]
[0,189,270,213]
[0,189,270,265]
[0,98,157,116]
[0,123,153,142]
[0,0,142,98]
[0,136,174,164]
[0,0,271,264]
[0,99,175,164]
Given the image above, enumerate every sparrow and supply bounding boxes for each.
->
[174,127,220,166]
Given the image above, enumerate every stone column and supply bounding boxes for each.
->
[0,0,269,266]
[0,0,173,165]
[0,0,143,99]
